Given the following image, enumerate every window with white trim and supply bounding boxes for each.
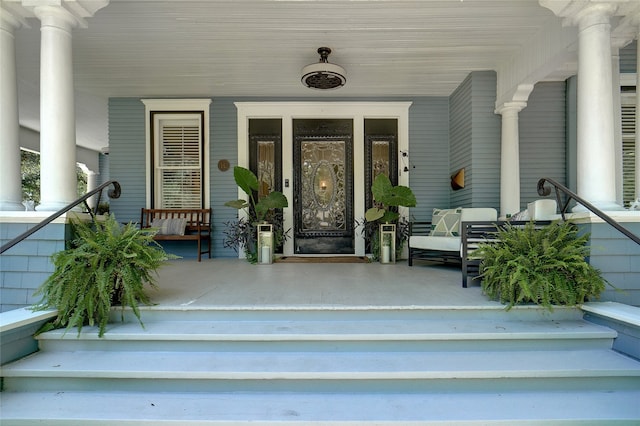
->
[142,99,211,209]
[152,113,204,208]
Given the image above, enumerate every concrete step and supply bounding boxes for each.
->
[36,318,617,352]
[4,349,639,393]
[1,390,639,425]
[2,304,638,424]
[110,304,586,323]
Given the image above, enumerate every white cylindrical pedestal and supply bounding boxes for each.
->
[382,245,390,263]
[261,246,271,264]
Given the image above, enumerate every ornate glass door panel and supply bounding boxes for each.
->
[294,130,354,254]
[250,135,282,197]
[249,119,283,252]
[364,135,397,211]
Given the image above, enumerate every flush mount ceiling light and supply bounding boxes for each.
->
[301,47,346,90]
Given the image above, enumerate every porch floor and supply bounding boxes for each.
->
[148,258,500,309]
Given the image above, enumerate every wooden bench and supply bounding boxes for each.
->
[140,208,211,261]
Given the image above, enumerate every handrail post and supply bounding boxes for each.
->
[537,177,640,246]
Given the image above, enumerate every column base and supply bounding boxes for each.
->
[572,200,626,213]
[0,201,27,211]
[36,201,81,212]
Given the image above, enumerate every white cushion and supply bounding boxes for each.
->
[527,199,557,220]
[460,208,498,222]
[409,235,460,252]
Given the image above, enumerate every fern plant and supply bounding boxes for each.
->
[473,220,606,310]
[32,214,175,337]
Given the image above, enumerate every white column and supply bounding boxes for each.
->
[611,44,623,205]
[575,4,623,211]
[33,6,79,211]
[85,170,98,212]
[541,1,625,211]
[0,10,26,211]
[496,102,526,218]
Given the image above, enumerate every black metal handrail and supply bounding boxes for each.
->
[0,180,121,255]
[537,177,640,245]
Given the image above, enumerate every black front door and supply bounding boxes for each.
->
[293,119,354,254]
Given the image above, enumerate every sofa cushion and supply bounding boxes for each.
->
[459,207,498,222]
[430,207,462,237]
[409,235,461,252]
[527,199,557,220]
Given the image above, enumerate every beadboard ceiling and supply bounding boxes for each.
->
[13,0,567,152]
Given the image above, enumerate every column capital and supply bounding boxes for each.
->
[495,101,527,116]
[540,0,623,28]
[17,0,109,28]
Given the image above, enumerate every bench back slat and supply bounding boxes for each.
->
[140,208,211,232]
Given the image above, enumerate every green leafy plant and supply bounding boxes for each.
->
[363,174,416,260]
[32,214,175,337]
[224,166,289,262]
[225,166,288,222]
[365,174,417,223]
[473,220,607,310]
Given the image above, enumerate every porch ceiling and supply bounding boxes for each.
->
[13,0,567,151]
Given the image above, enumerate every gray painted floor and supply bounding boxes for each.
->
[149,259,501,308]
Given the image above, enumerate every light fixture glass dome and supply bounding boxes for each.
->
[301,47,346,90]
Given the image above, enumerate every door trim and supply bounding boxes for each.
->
[235,101,412,257]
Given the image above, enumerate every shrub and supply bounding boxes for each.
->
[474,220,607,310]
[33,214,175,337]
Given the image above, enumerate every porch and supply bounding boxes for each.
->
[148,258,492,309]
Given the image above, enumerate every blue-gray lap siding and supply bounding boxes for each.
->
[107,73,568,257]
[0,222,66,312]
[520,81,567,206]
[449,71,502,211]
[581,222,640,306]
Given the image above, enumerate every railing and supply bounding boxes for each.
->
[0,180,121,255]
[537,177,640,246]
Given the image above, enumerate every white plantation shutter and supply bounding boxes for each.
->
[622,104,636,207]
[154,115,203,208]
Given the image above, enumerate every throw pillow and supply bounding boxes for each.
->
[510,209,530,221]
[151,218,187,235]
[430,207,462,237]
[151,218,170,235]
[167,218,187,236]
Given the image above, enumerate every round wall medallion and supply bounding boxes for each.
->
[218,159,230,172]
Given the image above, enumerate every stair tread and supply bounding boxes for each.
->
[2,390,639,423]
[4,349,640,379]
[37,319,616,341]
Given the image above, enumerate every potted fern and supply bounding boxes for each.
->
[473,220,607,310]
[224,166,289,263]
[32,214,175,337]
